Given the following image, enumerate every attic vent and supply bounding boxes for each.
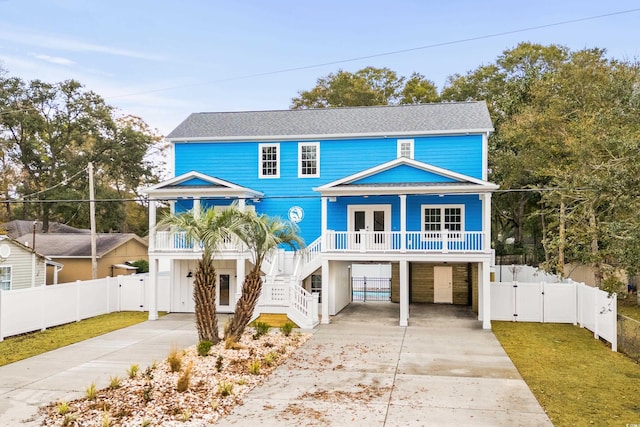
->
[0,244,10,259]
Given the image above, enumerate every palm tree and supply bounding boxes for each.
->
[224,211,303,342]
[159,205,240,344]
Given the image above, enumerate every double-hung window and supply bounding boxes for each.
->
[397,139,414,159]
[259,143,280,178]
[298,142,319,177]
[310,274,322,303]
[0,266,11,290]
[422,205,464,239]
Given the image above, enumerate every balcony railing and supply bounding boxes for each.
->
[153,230,485,253]
[324,230,485,253]
[154,231,242,252]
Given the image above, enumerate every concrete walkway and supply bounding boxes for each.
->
[217,304,552,426]
[0,313,200,426]
[0,306,552,426]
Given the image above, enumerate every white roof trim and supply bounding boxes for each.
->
[143,171,263,198]
[314,158,494,193]
[167,128,494,143]
[316,183,498,197]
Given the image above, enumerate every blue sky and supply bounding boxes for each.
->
[1,1,639,136]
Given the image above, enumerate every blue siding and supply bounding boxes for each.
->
[177,177,214,186]
[353,164,457,184]
[173,134,485,245]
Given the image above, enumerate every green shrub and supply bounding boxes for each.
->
[252,321,271,339]
[218,381,234,396]
[56,400,70,415]
[197,340,213,357]
[263,351,278,367]
[280,321,295,336]
[108,376,121,390]
[85,382,98,401]
[126,364,139,379]
[248,359,261,375]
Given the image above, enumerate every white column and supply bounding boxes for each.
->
[321,197,328,240]
[236,257,245,300]
[321,258,330,324]
[399,195,406,252]
[399,260,409,326]
[148,257,159,320]
[480,260,491,329]
[482,193,492,253]
[148,199,156,252]
[238,197,246,211]
[193,197,201,215]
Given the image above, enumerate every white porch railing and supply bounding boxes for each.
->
[325,230,485,253]
[154,231,242,252]
[258,276,319,329]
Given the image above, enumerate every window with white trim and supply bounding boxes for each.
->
[298,142,320,177]
[259,143,280,178]
[422,205,464,238]
[397,139,414,159]
[311,274,322,303]
[0,266,11,290]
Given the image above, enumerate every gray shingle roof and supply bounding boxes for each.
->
[14,233,147,258]
[166,102,493,140]
[2,220,87,239]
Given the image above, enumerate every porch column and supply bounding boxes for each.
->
[193,197,201,215]
[238,197,246,211]
[399,260,409,326]
[148,257,159,320]
[321,196,328,247]
[479,260,491,329]
[148,199,156,252]
[482,193,492,253]
[236,257,245,300]
[399,195,407,252]
[321,258,330,324]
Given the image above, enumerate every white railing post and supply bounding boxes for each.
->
[0,289,4,342]
[442,230,449,253]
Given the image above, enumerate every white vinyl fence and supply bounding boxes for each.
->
[0,274,170,341]
[491,279,617,351]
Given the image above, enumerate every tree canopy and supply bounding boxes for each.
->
[290,66,439,109]
[0,69,163,234]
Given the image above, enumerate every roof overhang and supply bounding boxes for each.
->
[166,128,494,143]
[143,171,263,199]
[314,157,499,197]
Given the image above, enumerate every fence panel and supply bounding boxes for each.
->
[543,282,577,324]
[120,275,147,311]
[43,282,80,328]
[490,282,515,320]
[1,287,49,338]
[351,277,391,302]
[514,283,543,322]
[77,278,112,319]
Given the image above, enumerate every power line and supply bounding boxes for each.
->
[21,167,89,199]
[106,8,640,100]
[0,186,599,205]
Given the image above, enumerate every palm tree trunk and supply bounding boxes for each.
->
[224,268,263,342]
[194,254,219,343]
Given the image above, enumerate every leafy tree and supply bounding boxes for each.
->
[0,72,162,233]
[159,206,240,343]
[291,66,438,108]
[224,212,303,342]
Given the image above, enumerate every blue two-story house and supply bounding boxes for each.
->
[144,102,497,329]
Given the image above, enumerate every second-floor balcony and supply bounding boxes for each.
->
[153,230,486,254]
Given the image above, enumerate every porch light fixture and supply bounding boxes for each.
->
[186,271,193,278]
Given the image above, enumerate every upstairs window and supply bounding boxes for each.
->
[0,266,11,290]
[259,143,280,178]
[397,139,414,159]
[422,205,464,238]
[299,142,320,177]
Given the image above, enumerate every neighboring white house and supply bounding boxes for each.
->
[0,235,62,290]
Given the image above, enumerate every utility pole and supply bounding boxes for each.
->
[88,162,98,279]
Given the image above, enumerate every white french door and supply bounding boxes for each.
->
[348,205,391,250]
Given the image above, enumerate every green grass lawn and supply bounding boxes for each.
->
[493,321,640,426]
[0,311,164,366]
[619,295,640,321]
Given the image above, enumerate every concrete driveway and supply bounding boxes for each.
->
[0,305,552,426]
[217,303,552,426]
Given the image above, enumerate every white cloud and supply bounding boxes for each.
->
[31,53,75,66]
[0,23,165,61]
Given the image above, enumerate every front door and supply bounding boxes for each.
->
[434,266,453,303]
[348,205,391,250]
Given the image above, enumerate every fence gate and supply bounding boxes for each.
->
[351,276,391,302]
